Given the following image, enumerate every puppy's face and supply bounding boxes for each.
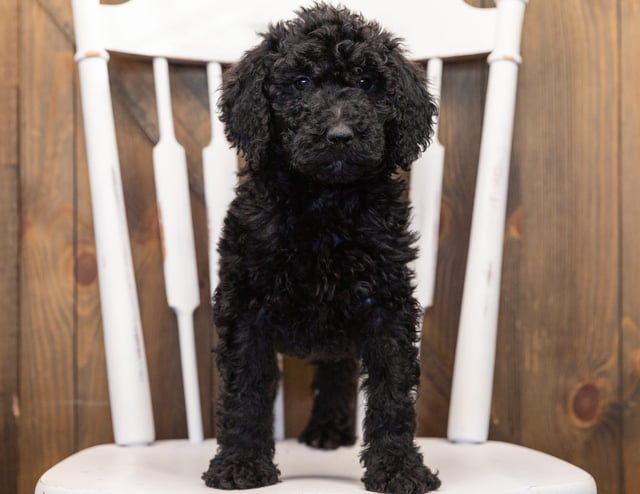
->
[220,4,437,183]
[268,30,393,184]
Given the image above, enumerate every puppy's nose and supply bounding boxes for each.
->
[326,123,354,144]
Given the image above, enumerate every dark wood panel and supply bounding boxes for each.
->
[510,2,621,493]
[621,0,640,492]
[0,0,20,492]
[37,0,73,39]
[18,1,77,493]
[283,357,314,438]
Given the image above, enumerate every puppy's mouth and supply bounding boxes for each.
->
[295,157,382,184]
[304,159,357,183]
[322,160,358,183]
[327,160,346,172]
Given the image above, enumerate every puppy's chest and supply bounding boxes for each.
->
[273,216,373,301]
[253,200,386,309]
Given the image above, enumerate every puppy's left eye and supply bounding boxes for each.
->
[356,76,374,91]
[293,76,312,90]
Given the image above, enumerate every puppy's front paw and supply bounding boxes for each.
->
[363,453,440,494]
[202,452,280,490]
[299,420,356,450]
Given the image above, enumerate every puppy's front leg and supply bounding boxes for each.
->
[360,307,441,494]
[202,317,280,489]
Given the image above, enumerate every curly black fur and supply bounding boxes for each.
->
[202,4,440,493]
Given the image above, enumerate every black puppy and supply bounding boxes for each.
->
[203,4,440,493]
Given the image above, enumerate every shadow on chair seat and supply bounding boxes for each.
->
[36,438,596,494]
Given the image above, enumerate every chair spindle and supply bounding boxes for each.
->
[410,58,445,311]
[448,0,527,444]
[72,0,155,446]
[152,57,203,443]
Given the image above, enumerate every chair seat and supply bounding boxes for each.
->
[36,438,596,494]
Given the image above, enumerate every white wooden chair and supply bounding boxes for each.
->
[36,1,597,493]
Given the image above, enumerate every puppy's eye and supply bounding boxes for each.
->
[293,76,312,90]
[356,76,374,91]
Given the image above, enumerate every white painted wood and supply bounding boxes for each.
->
[152,57,203,443]
[72,0,155,447]
[356,381,365,442]
[175,312,203,443]
[96,0,497,63]
[447,0,528,444]
[36,438,597,494]
[273,355,285,441]
[202,62,237,296]
[411,58,445,310]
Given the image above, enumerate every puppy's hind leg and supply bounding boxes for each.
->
[203,315,280,489]
[299,357,358,450]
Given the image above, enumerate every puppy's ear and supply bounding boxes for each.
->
[385,49,438,171]
[219,41,273,169]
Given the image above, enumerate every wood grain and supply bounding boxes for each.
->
[37,0,73,39]
[18,1,77,493]
[0,0,20,492]
[511,2,621,493]
[621,0,640,491]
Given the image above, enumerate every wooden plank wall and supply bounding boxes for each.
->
[1,1,639,493]
[621,0,640,490]
[0,0,20,493]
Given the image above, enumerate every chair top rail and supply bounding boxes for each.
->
[84,0,497,64]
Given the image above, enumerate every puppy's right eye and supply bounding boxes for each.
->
[357,76,374,91]
[293,76,312,90]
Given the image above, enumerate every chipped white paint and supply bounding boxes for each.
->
[12,394,20,419]
[202,62,236,296]
[410,58,445,311]
[274,355,285,441]
[152,57,203,443]
[97,0,498,63]
[71,0,155,447]
[447,0,528,444]
[36,438,597,494]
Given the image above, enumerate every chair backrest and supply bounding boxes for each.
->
[71,0,526,447]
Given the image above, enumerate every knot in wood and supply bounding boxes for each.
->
[76,251,97,286]
[569,381,603,428]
